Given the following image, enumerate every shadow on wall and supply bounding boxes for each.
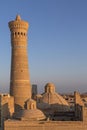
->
[14,104,23,112]
[37,102,73,120]
[2,103,10,119]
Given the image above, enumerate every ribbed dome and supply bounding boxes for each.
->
[14,98,46,121]
[43,83,69,106]
[45,83,55,93]
[37,83,69,112]
[14,109,46,121]
[42,92,69,106]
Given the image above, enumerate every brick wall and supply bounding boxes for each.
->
[4,120,87,130]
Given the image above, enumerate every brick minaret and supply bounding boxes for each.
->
[9,15,31,111]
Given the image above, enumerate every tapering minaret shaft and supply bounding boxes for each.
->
[9,15,31,111]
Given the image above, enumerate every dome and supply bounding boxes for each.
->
[43,83,69,106]
[42,92,69,106]
[14,98,46,121]
[14,109,46,121]
[45,83,55,93]
[37,83,69,112]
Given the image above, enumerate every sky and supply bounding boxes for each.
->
[0,0,87,94]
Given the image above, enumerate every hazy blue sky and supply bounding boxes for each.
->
[0,0,87,93]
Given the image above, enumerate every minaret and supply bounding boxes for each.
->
[9,15,31,111]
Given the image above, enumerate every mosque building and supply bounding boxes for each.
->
[0,15,87,130]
